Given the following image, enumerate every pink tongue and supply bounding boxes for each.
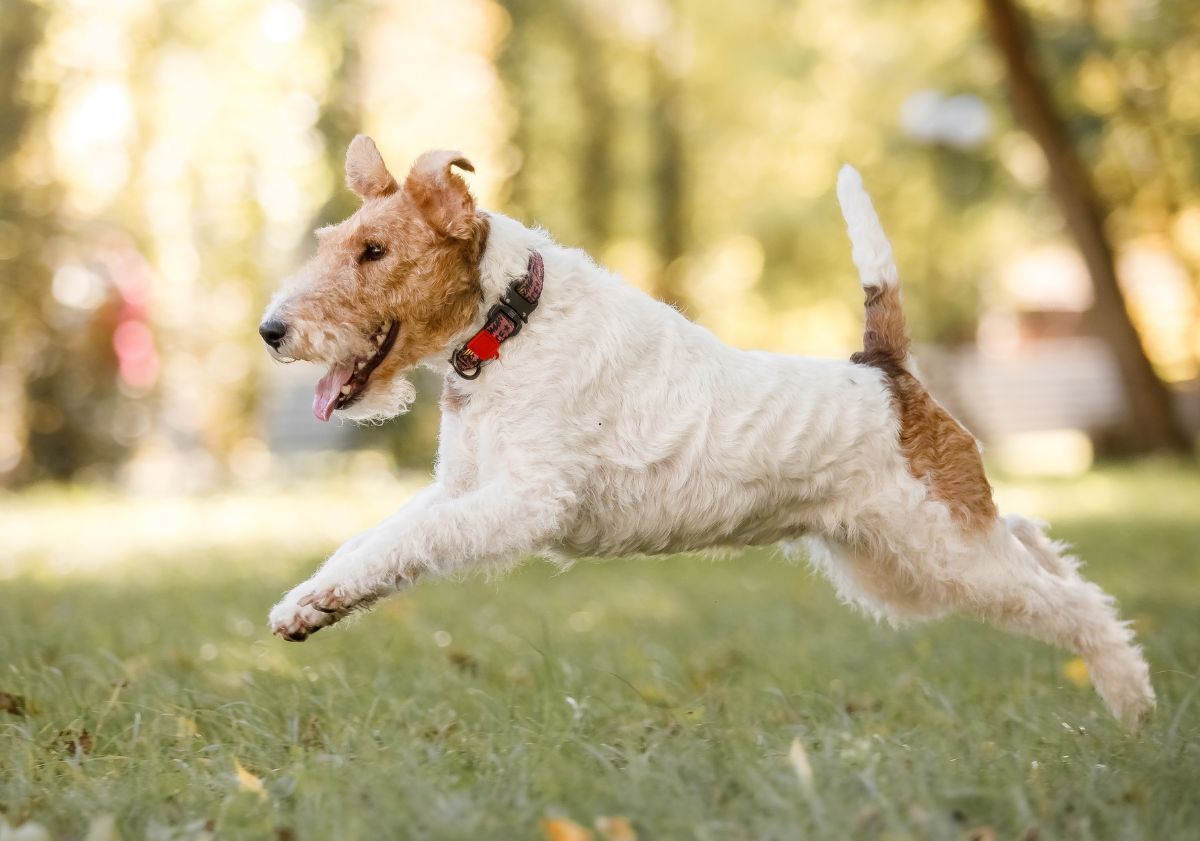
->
[313,362,355,421]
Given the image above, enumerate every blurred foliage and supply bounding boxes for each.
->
[0,1,129,481]
[0,0,1196,483]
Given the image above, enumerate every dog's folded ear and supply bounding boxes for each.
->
[404,149,478,240]
[345,135,399,200]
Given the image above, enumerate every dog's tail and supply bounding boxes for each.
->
[836,165,911,367]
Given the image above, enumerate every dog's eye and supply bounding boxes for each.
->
[359,243,385,263]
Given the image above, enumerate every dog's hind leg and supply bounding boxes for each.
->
[809,515,1154,726]
[973,515,1156,725]
[903,516,1156,726]
[805,534,949,626]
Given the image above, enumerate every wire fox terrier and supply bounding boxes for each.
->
[260,136,1154,726]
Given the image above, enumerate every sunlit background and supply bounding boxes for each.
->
[3,6,1199,836]
[1,0,1198,567]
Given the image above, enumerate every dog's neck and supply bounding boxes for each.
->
[476,211,552,302]
[427,211,556,380]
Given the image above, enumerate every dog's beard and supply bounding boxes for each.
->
[338,373,417,423]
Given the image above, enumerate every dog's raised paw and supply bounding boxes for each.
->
[278,626,310,642]
[269,596,338,642]
[299,588,350,614]
[301,582,385,616]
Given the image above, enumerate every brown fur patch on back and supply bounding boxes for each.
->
[853,348,998,533]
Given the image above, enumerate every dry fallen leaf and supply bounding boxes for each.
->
[635,685,672,706]
[788,737,814,789]
[61,728,93,758]
[594,816,637,841]
[1063,658,1090,688]
[965,826,997,841]
[540,817,592,841]
[233,758,266,799]
[447,650,479,674]
[176,716,200,740]
[0,691,27,717]
[300,714,322,748]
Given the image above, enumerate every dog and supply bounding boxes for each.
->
[260,136,1154,726]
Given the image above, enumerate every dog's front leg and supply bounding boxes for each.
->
[269,479,570,641]
[268,483,447,641]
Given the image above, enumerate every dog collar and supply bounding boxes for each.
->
[450,251,544,380]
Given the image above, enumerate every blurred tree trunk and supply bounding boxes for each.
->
[496,0,533,218]
[564,2,614,253]
[312,2,367,225]
[983,0,1190,454]
[649,47,688,310]
[0,1,62,483]
[0,2,44,341]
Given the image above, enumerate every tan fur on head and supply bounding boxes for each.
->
[263,139,489,422]
[405,150,477,239]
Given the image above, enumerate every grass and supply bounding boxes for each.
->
[2,461,1199,840]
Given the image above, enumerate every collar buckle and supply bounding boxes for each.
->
[487,298,527,338]
[498,288,536,322]
[450,349,483,379]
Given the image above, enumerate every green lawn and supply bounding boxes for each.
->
[2,462,1199,840]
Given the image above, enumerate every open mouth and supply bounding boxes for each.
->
[312,321,399,421]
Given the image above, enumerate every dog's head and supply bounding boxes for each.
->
[260,137,487,421]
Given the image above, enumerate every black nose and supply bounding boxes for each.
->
[259,319,287,349]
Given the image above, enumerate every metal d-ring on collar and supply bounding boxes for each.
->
[450,251,544,380]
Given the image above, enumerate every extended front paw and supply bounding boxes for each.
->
[269,587,345,642]
[298,582,379,615]
[268,540,422,641]
[297,563,419,617]
[268,575,390,641]
[271,573,360,638]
